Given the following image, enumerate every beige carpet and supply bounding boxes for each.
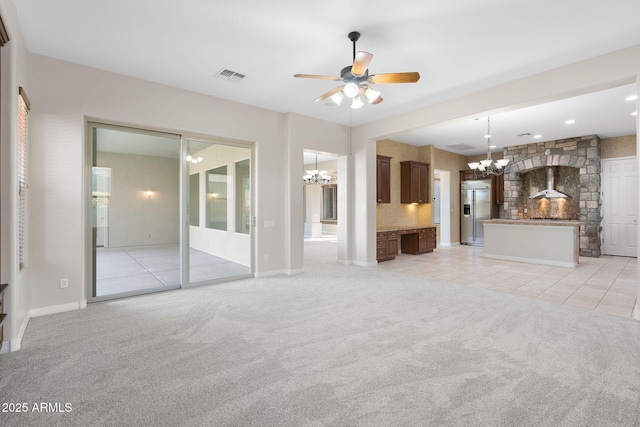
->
[1,239,639,426]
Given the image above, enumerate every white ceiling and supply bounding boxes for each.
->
[14,0,640,160]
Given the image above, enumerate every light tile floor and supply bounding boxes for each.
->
[377,244,638,319]
[96,244,251,297]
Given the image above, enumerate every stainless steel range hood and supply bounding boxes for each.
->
[529,167,569,199]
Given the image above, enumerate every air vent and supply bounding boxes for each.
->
[517,132,531,137]
[214,68,246,82]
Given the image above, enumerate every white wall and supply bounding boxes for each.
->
[97,152,180,247]
[25,54,289,312]
[284,113,350,273]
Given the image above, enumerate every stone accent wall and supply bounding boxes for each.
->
[502,135,601,257]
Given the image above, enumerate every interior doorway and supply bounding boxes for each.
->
[434,169,451,246]
[602,157,637,257]
[303,150,340,265]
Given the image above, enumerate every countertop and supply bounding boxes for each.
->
[377,225,435,232]
[481,219,584,227]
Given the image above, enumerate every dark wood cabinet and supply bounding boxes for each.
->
[493,174,504,205]
[376,155,391,203]
[400,227,437,255]
[460,169,476,181]
[419,227,436,252]
[377,227,436,261]
[400,161,429,204]
[0,283,6,345]
[376,230,398,261]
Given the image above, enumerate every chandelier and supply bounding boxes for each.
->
[467,117,510,176]
[303,155,331,185]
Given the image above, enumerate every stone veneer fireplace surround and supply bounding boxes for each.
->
[501,135,601,257]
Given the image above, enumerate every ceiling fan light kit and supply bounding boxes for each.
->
[294,31,420,109]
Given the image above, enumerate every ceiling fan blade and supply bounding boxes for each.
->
[314,86,344,103]
[351,51,373,77]
[368,72,420,84]
[294,74,341,81]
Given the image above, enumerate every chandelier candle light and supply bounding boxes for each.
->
[304,155,331,185]
[467,117,510,177]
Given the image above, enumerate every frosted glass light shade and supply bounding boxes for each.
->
[330,91,344,105]
[468,162,480,170]
[344,83,359,98]
[351,96,363,109]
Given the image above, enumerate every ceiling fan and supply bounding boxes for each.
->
[294,31,420,109]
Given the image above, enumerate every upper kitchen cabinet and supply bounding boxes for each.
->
[400,160,429,204]
[493,174,504,205]
[376,155,391,203]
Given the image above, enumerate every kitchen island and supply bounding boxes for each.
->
[481,219,583,267]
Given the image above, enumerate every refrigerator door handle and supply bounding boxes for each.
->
[472,189,476,242]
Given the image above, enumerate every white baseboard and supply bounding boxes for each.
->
[3,311,32,353]
[2,300,87,353]
[352,260,377,267]
[254,269,286,278]
[29,300,87,318]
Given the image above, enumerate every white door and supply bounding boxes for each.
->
[602,157,637,257]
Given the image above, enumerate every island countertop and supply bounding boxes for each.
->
[481,219,583,227]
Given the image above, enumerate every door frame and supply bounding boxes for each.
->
[180,134,255,288]
[602,156,637,257]
[86,120,183,302]
[84,119,256,302]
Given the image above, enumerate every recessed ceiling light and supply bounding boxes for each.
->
[534,134,542,139]
[625,95,638,101]
[565,119,575,125]
[489,145,496,148]
[632,111,638,116]
[484,134,491,139]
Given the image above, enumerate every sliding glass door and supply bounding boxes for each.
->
[183,138,253,285]
[88,123,254,301]
[90,123,182,300]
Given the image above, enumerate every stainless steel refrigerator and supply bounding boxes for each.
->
[461,180,491,246]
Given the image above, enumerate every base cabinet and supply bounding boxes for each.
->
[377,231,399,261]
[377,227,436,261]
[0,284,6,344]
[400,227,436,255]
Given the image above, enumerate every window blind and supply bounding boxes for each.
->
[18,87,30,269]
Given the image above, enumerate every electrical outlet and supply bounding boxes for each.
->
[60,278,69,289]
